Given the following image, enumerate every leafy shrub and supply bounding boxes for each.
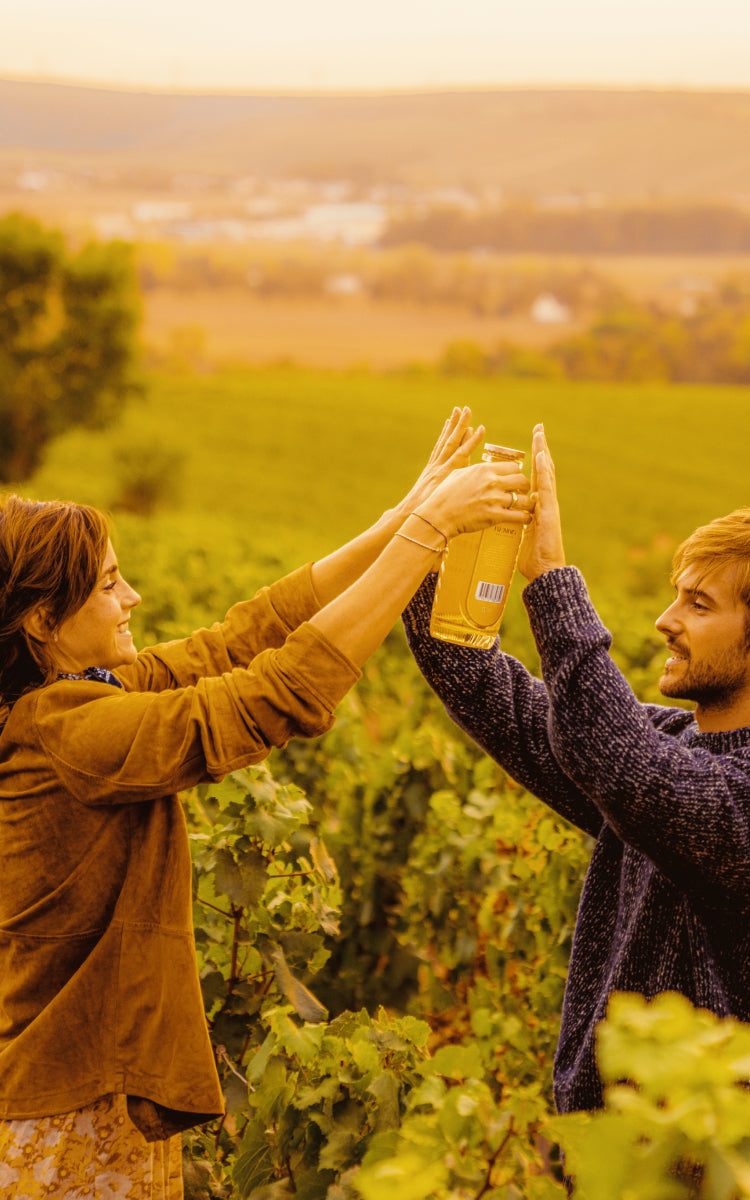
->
[113,439,185,515]
[185,674,595,1196]
[0,213,141,480]
[550,992,750,1199]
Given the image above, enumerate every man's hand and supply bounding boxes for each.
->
[517,423,566,582]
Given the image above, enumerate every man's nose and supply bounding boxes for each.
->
[655,600,679,637]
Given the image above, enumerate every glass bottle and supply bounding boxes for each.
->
[429,442,525,649]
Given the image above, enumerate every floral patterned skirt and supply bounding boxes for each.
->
[0,1094,183,1199]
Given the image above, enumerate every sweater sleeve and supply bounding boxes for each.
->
[403,575,604,838]
[31,621,360,806]
[116,563,322,693]
[525,566,750,905]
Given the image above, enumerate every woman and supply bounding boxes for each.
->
[0,408,532,1198]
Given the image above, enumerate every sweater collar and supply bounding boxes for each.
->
[683,721,750,753]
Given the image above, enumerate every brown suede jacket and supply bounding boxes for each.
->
[0,564,360,1140]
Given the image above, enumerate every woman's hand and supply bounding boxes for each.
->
[310,406,530,621]
[313,443,532,666]
[395,407,484,519]
[415,456,534,542]
[517,423,566,581]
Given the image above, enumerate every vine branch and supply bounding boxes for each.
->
[474,1120,516,1200]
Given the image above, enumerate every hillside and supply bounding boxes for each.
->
[3,78,750,201]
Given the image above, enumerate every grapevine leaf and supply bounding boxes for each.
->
[224,1072,250,1115]
[233,1118,275,1197]
[319,1126,360,1171]
[367,1070,401,1132]
[288,1166,336,1200]
[199,969,226,1011]
[212,847,267,907]
[238,848,269,906]
[247,1032,276,1086]
[310,836,338,882]
[213,848,243,903]
[294,1076,342,1110]
[271,945,328,1024]
[278,931,325,966]
[354,1151,447,1200]
[244,1179,294,1200]
[419,1041,484,1081]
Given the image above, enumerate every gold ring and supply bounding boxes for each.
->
[508,491,518,510]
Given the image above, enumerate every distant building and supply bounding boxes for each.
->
[424,187,479,212]
[325,273,365,296]
[132,200,192,224]
[245,202,386,246]
[302,203,386,245]
[17,170,57,191]
[531,293,571,325]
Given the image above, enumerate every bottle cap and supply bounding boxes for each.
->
[482,443,525,463]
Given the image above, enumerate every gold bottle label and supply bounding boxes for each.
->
[429,441,525,648]
[463,522,522,627]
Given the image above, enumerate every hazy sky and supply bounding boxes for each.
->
[3,0,750,92]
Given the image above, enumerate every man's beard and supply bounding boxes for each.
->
[659,641,750,710]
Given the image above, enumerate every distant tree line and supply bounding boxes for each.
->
[382,203,750,255]
[440,290,750,385]
[137,240,621,316]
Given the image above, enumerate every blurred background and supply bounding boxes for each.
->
[2,0,750,612]
[2,0,750,372]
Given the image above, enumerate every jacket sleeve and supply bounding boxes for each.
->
[526,566,750,905]
[115,563,322,693]
[33,622,360,806]
[402,575,604,838]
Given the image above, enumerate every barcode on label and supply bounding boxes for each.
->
[475,581,505,604]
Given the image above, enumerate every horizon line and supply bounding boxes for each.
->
[3,70,750,100]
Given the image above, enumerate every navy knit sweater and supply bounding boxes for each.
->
[403,566,750,1115]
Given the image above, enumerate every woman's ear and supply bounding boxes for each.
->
[22,608,55,645]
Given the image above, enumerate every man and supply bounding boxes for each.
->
[403,423,750,1117]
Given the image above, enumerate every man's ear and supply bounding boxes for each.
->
[22,608,54,644]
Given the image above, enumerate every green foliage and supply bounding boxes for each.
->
[269,671,493,1015]
[436,298,750,386]
[354,1068,563,1200]
[184,762,571,1199]
[113,437,185,515]
[549,992,750,1199]
[399,782,590,1082]
[183,764,342,1196]
[186,767,338,1029]
[0,212,141,480]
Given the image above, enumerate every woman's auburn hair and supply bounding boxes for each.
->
[671,507,750,606]
[0,494,110,714]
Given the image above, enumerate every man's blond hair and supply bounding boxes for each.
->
[671,507,750,606]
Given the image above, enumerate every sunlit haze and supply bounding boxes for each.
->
[3,0,750,91]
